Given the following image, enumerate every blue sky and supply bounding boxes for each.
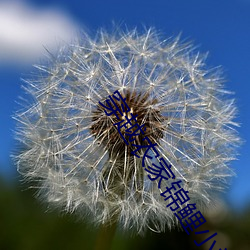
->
[1,0,249,211]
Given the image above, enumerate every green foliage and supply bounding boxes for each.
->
[0,177,249,250]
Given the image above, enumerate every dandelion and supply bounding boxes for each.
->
[14,27,240,237]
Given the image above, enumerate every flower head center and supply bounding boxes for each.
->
[91,90,165,159]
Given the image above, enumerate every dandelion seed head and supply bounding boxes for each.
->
[14,27,240,234]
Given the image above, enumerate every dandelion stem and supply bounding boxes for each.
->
[94,220,118,250]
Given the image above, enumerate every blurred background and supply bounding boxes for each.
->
[1,0,250,249]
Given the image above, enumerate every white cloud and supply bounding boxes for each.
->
[0,1,78,65]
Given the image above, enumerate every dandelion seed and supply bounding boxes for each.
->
[14,27,240,234]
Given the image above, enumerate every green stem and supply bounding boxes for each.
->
[94,220,117,250]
